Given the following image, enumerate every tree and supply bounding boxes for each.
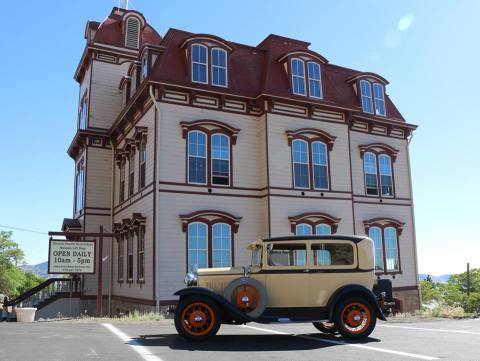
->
[0,231,44,297]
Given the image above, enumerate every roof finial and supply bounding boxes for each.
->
[118,0,129,9]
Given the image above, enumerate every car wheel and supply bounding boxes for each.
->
[312,321,337,334]
[174,295,221,341]
[334,297,377,340]
[224,277,268,318]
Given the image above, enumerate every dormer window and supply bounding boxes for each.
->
[307,62,322,98]
[360,80,386,116]
[291,58,306,95]
[125,17,140,49]
[191,44,208,84]
[360,80,373,113]
[211,48,227,87]
[291,58,323,98]
[373,83,386,116]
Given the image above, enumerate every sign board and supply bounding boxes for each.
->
[48,240,96,274]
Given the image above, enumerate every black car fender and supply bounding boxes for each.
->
[174,287,254,323]
[327,284,387,321]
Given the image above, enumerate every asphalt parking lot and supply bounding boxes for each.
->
[0,318,479,361]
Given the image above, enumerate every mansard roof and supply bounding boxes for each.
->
[148,28,405,121]
[80,8,406,122]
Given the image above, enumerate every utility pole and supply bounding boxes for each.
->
[466,262,470,297]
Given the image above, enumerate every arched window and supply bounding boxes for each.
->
[360,79,373,113]
[187,131,207,184]
[296,223,312,236]
[191,44,208,84]
[292,139,309,188]
[188,222,208,271]
[291,58,306,95]
[368,226,384,272]
[379,154,393,197]
[182,120,239,187]
[211,133,230,185]
[211,48,227,87]
[315,224,331,235]
[364,152,378,196]
[128,150,135,196]
[125,17,140,49]
[373,83,386,116]
[365,219,403,274]
[312,141,328,190]
[384,227,399,272]
[212,223,232,267]
[181,210,241,271]
[307,62,322,98]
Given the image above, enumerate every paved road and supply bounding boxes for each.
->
[0,318,479,361]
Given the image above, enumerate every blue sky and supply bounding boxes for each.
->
[1,1,479,275]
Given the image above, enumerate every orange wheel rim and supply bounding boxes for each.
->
[232,284,260,313]
[181,302,215,336]
[341,302,371,334]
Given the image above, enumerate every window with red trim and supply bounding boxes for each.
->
[287,129,335,191]
[180,210,241,272]
[364,219,403,274]
[181,120,239,187]
[360,144,397,198]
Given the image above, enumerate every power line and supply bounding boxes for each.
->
[0,224,48,235]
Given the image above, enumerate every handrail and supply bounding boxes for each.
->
[4,278,74,307]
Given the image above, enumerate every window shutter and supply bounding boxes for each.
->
[125,17,140,49]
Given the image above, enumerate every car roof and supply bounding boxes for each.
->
[262,234,367,243]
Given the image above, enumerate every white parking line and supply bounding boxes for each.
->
[378,324,480,335]
[102,323,165,361]
[242,324,439,360]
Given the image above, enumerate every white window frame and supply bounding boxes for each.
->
[315,223,332,235]
[292,139,310,189]
[307,61,322,99]
[210,133,230,186]
[212,223,232,268]
[187,130,208,185]
[291,58,307,96]
[373,82,386,116]
[360,79,374,114]
[295,223,313,236]
[140,140,147,189]
[311,141,329,190]
[211,48,228,87]
[188,222,209,272]
[369,226,384,273]
[141,55,148,81]
[191,44,208,84]
[363,151,379,196]
[379,154,394,198]
[384,227,399,272]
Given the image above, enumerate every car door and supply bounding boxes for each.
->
[263,242,310,307]
[308,240,358,306]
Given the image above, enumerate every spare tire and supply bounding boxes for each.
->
[223,277,268,318]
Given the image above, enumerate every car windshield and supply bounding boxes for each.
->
[251,247,262,267]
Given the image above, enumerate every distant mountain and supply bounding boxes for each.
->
[21,261,49,279]
[419,273,451,283]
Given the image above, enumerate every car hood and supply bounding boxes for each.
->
[197,266,245,276]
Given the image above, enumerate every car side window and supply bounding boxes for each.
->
[267,243,307,267]
[311,242,354,266]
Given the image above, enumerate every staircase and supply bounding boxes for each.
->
[5,278,81,320]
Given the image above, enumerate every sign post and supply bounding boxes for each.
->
[48,227,118,317]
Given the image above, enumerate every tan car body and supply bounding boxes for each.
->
[197,236,375,308]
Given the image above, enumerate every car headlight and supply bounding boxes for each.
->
[184,271,198,286]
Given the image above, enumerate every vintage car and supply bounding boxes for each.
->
[174,235,393,341]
